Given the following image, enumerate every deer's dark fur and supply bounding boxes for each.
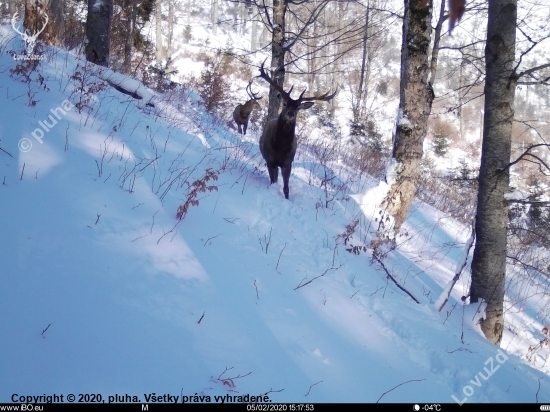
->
[258,60,337,199]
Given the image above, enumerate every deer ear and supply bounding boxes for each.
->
[298,102,314,110]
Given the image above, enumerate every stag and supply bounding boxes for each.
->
[233,81,262,135]
[257,60,337,200]
[11,10,49,55]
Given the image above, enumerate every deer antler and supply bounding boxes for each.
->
[258,59,338,103]
[296,87,339,103]
[11,11,26,38]
[246,80,262,101]
[258,59,293,100]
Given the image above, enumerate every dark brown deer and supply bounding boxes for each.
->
[257,60,337,200]
[233,81,262,135]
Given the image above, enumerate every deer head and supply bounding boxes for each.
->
[12,9,49,55]
[258,60,337,127]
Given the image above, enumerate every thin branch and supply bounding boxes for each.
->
[41,323,52,337]
[376,379,426,403]
[437,220,476,312]
[499,144,550,173]
[304,381,322,397]
[517,62,550,79]
[0,147,13,158]
[507,255,550,278]
[275,242,287,272]
[371,254,420,304]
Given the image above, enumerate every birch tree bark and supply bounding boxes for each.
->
[376,0,433,243]
[470,0,517,345]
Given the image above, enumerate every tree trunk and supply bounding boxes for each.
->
[7,0,15,14]
[354,4,370,122]
[470,0,517,345]
[250,7,258,51]
[156,0,163,63]
[211,0,219,36]
[428,0,445,84]
[167,0,174,57]
[377,0,433,238]
[123,0,136,73]
[266,0,287,121]
[85,0,113,67]
[47,0,64,46]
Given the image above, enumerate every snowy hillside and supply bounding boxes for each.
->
[1,28,550,404]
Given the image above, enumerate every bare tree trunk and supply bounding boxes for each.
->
[123,0,136,73]
[428,0,446,84]
[156,0,163,63]
[211,0,218,36]
[250,7,258,51]
[376,0,433,240]
[85,0,113,67]
[47,0,64,46]
[7,0,15,14]
[470,0,517,345]
[167,0,174,57]
[307,17,316,91]
[354,3,370,122]
[267,0,287,121]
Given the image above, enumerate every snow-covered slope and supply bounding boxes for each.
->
[1,30,549,404]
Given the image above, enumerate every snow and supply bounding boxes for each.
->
[1,26,550,405]
[397,109,413,131]
[384,157,400,188]
[92,0,105,12]
[434,222,475,312]
[97,68,155,104]
[504,190,529,201]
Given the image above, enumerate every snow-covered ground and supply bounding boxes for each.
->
[1,26,550,404]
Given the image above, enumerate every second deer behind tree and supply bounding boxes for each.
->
[233,81,262,135]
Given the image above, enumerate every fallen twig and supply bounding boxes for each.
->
[376,379,425,403]
[305,381,322,397]
[371,254,420,304]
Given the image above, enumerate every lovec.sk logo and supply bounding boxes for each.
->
[11,9,48,60]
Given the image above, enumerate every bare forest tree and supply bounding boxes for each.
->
[374,0,434,246]
[85,0,113,67]
[248,0,366,121]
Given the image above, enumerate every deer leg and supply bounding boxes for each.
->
[243,122,248,135]
[281,165,291,200]
[267,163,278,184]
[237,124,243,134]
